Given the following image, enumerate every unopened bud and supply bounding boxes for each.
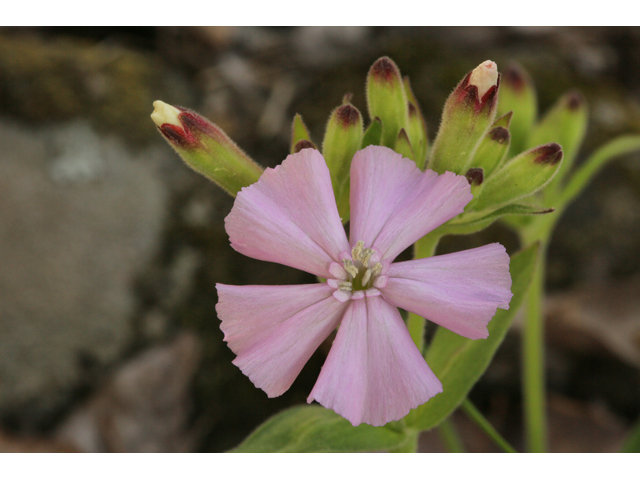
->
[322,103,364,220]
[404,77,429,169]
[151,100,263,196]
[526,90,588,188]
[472,126,511,178]
[429,60,501,175]
[366,57,409,149]
[475,142,563,211]
[498,62,537,155]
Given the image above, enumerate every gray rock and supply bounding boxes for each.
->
[0,119,167,416]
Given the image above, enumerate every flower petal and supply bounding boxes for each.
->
[225,148,349,278]
[217,282,336,354]
[307,296,442,427]
[227,289,348,398]
[349,146,472,262]
[383,243,513,340]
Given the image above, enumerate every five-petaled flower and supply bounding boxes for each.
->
[216,145,513,427]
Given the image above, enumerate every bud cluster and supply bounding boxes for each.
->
[152,57,595,235]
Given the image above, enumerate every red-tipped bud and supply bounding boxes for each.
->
[465,167,484,186]
[429,61,501,174]
[151,100,263,196]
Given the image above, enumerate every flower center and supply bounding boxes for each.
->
[339,241,383,292]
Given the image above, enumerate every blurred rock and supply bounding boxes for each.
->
[55,333,200,452]
[546,276,640,368]
[0,119,167,421]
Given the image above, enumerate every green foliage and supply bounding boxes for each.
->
[405,243,539,431]
[231,405,408,453]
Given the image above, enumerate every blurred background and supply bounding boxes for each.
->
[1,26,640,453]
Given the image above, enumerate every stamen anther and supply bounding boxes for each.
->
[342,259,358,278]
[338,281,353,292]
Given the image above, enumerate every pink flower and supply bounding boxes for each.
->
[216,146,513,427]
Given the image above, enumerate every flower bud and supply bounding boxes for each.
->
[291,113,314,154]
[152,100,263,196]
[404,77,429,169]
[366,57,409,149]
[473,125,511,178]
[429,60,500,175]
[526,90,588,187]
[322,103,364,219]
[474,143,563,211]
[498,62,537,155]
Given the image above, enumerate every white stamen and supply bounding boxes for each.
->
[361,268,372,287]
[338,281,353,292]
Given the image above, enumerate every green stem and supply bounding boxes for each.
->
[461,399,517,453]
[407,231,443,353]
[522,241,548,452]
[438,418,466,453]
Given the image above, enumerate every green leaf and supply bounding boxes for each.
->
[560,135,640,207]
[442,204,554,236]
[621,415,640,452]
[405,243,540,431]
[231,405,408,452]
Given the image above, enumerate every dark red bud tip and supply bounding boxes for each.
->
[503,63,526,92]
[489,126,510,144]
[179,109,218,137]
[293,139,318,153]
[533,208,556,215]
[159,123,197,148]
[533,143,563,165]
[465,167,484,186]
[370,57,401,83]
[566,91,585,111]
[408,102,418,117]
[335,104,361,128]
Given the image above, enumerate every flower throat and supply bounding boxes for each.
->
[339,241,383,292]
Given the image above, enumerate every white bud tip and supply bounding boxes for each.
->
[469,60,498,98]
[151,100,183,128]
